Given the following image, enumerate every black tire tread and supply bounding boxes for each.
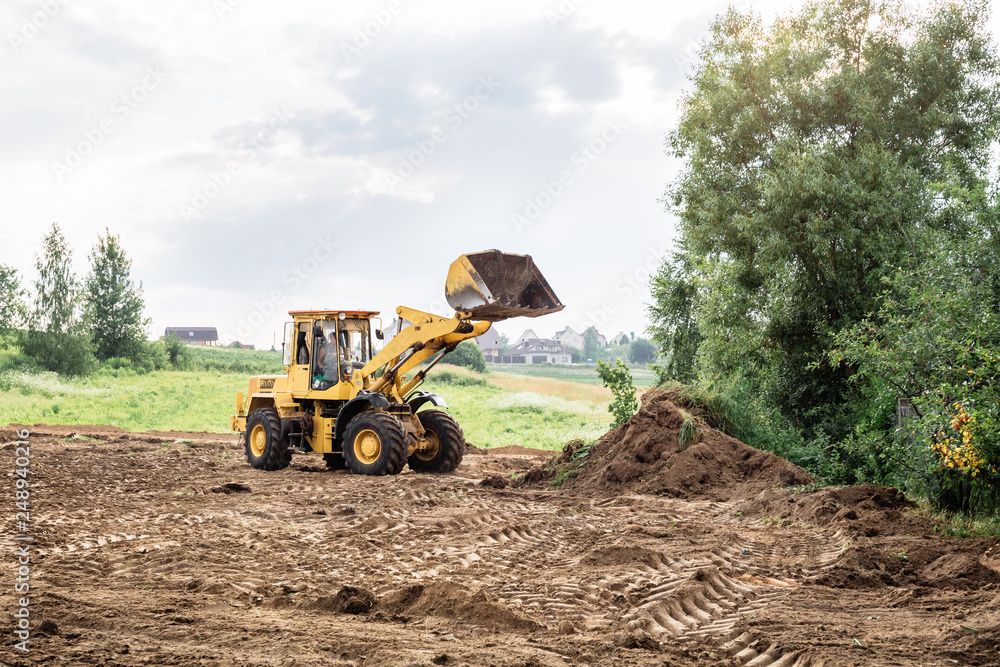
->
[408,410,464,473]
[244,407,291,471]
[343,411,407,476]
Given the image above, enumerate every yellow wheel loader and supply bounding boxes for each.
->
[231,250,563,476]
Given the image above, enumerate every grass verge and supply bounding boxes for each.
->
[0,364,612,451]
[914,502,1000,539]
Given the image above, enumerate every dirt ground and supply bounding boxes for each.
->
[1,422,999,667]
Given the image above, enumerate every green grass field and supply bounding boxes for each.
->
[0,368,251,433]
[422,372,611,449]
[185,345,285,375]
[487,361,657,388]
[0,349,613,451]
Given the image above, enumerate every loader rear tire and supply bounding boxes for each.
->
[408,410,464,473]
[343,411,407,476]
[323,452,347,470]
[244,408,291,471]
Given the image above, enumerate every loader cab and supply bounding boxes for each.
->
[283,310,379,397]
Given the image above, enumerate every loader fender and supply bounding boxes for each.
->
[334,391,392,442]
[406,390,448,412]
[245,394,276,417]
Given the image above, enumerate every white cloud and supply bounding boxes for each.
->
[4,0,963,350]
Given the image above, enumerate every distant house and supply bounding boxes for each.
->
[164,327,218,346]
[228,341,255,350]
[610,331,630,346]
[586,326,608,348]
[473,326,504,362]
[497,338,571,365]
[514,328,539,346]
[554,326,583,349]
[555,325,607,349]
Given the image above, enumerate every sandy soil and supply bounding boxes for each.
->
[0,423,998,667]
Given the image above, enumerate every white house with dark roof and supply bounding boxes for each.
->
[499,338,571,365]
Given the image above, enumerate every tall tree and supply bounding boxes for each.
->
[629,338,657,365]
[583,328,600,362]
[85,229,150,361]
[21,223,95,374]
[0,265,26,339]
[647,252,702,383]
[655,0,1000,434]
[31,223,78,334]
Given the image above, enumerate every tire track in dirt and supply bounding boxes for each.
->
[608,498,847,666]
[10,431,992,666]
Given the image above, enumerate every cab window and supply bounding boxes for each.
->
[320,318,371,365]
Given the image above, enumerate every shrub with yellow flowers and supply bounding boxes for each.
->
[833,226,1000,514]
[932,404,989,477]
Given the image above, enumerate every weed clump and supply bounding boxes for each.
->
[430,370,488,387]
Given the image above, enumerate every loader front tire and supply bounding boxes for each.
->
[408,410,464,473]
[343,411,407,476]
[244,408,291,471]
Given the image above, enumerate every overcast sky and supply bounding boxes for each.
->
[4,0,987,349]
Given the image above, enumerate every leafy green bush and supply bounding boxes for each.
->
[596,360,638,428]
[137,340,169,371]
[443,340,487,373]
[430,370,487,386]
[629,338,657,365]
[163,334,190,368]
[106,356,132,370]
[0,346,38,374]
[19,330,97,376]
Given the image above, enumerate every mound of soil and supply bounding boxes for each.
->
[550,391,812,500]
[814,537,1000,590]
[377,581,541,631]
[735,483,933,537]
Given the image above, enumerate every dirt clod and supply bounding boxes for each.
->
[310,586,376,614]
[480,474,508,489]
[379,582,541,631]
[210,482,252,494]
[37,619,60,636]
[557,620,576,634]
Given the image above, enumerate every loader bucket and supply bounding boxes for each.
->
[445,250,564,321]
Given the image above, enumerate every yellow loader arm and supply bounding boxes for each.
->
[363,307,491,399]
[363,250,564,400]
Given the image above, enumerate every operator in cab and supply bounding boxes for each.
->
[317,329,352,382]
